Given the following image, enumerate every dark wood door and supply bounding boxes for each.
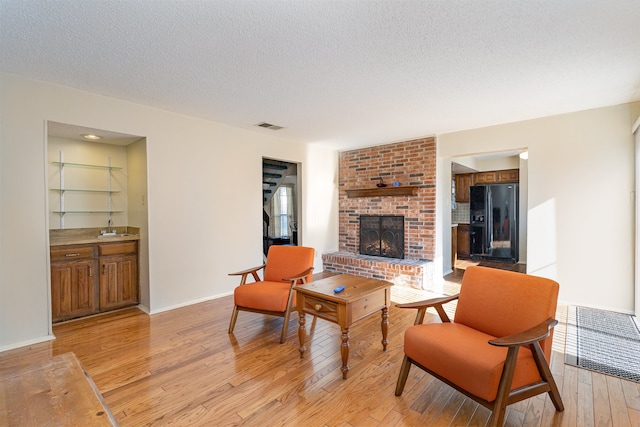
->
[99,255,138,311]
[457,224,470,258]
[51,260,98,322]
[455,174,472,202]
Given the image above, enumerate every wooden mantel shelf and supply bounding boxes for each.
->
[345,186,419,198]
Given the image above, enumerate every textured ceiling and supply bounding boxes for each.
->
[2,1,640,150]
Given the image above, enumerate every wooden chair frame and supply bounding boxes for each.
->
[228,264,314,344]
[395,295,564,427]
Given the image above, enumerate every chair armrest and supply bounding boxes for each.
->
[489,318,558,348]
[395,294,459,324]
[282,267,314,285]
[229,265,265,285]
[395,294,460,310]
[228,265,266,276]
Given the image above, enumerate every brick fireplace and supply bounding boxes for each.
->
[322,137,436,289]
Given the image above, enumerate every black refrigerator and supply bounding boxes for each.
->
[469,184,519,262]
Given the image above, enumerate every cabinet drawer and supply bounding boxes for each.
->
[51,245,96,262]
[99,242,137,256]
[303,296,338,321]
[351,291,386,321]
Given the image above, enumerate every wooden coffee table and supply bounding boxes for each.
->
[0,352,117,425]
[296,274,392,379]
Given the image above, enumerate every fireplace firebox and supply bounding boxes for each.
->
[359,215,404,259]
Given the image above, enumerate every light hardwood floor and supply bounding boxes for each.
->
[1,270,639,426]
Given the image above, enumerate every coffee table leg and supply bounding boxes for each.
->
[298,312,306,358]
[340,327,350,379]
[381,306,389,351]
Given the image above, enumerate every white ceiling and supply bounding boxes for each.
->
[2,1,639,151]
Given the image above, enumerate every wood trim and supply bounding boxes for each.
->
[344,186,419,198]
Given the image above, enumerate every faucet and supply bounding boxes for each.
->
[107,218,112,233]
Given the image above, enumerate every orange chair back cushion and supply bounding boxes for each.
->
[263,245,314,283]
[454,266,559,360]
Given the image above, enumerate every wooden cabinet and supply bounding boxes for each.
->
[457,224,470,258]
[497,169,519,183]
[50,245,99,322]
[51,258,99,322]
[474,171,497,184]
[99,242,138,311]
[474,169,519,184]
[51,240,138,322]
[455,174,472,202]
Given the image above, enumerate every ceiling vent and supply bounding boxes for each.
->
[255,122,284,130]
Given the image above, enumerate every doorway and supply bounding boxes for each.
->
[262,158,300,257]
[450,150,528,272]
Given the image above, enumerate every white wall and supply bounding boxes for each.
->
[438,102,640,313]
[126,139,149,309]
[0,73,339,350]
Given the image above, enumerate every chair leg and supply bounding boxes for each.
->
[280,306,293,344]
[488,346,520,427]
[228,305,239,334]
[532,342,565,411]
[395,355,413,396]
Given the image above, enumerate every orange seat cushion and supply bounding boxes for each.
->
[234,281,295,312]
[404,323,542,402]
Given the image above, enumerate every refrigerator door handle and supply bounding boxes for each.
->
[486,187,492,252]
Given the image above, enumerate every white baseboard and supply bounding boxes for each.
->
[148,291,233,315]
[0,334,55,354]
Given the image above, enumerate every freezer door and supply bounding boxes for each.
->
[470,186,486,224]
[488,184,518,260]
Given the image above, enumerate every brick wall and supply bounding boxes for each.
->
[322,252,435,289]
[338,137,436,261]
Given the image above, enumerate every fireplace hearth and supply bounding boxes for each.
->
[359,215,404,259]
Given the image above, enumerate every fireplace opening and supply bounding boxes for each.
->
[359,215,404,259]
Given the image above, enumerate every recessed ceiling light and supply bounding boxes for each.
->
[82,134,102,140]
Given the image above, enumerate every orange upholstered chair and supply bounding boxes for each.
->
[228,245,315,343]
[395,266,564,426]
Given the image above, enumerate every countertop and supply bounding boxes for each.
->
[50,227,140,246]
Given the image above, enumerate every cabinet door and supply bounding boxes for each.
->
[457,224,470,258]
[99,255,138,311]
[455,174,472,202]
[497,169,519,182]
[51,260,98,322]
[474,172,497,184]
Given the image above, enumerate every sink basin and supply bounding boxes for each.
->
[97,233,133,238]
